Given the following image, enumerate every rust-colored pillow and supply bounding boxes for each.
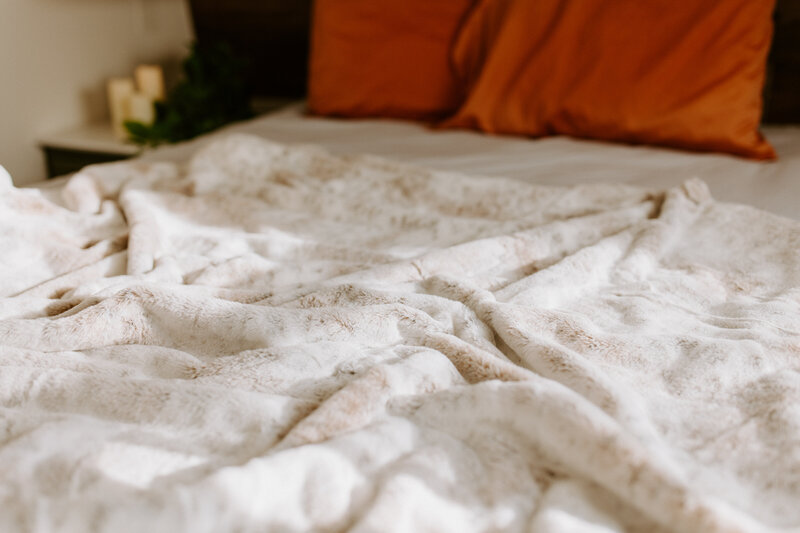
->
[445,0,777,160]
[308,0,474,121]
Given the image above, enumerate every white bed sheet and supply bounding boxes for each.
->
[136,103,800,220]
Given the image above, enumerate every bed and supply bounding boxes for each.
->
[2,2,800,532]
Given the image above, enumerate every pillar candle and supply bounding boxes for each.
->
[135,65,165,101]
[128,92,155,126]
[107,77,135,140]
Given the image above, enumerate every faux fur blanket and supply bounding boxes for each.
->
[1,135,799,533]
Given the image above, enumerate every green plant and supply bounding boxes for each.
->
[125,42,254,147]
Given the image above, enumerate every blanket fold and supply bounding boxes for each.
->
[1,134,799,532]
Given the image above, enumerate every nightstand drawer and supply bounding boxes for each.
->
[43,147,133,179]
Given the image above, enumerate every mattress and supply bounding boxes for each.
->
[136,103,800,220]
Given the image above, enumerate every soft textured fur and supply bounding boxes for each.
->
[1,134,799,532]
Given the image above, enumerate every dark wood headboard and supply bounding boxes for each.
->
[765,1,800,123]
[188,0,800,123]
[188,0,312,98]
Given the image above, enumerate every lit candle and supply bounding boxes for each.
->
[107,77,135,139]
[135,65,165,101]
[128,92,155,125]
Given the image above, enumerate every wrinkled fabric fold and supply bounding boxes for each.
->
[0,135,799,532]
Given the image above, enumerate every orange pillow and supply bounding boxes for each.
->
[308,0,475,121]
[444,0,777,160]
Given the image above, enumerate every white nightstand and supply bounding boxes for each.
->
[38,124,141,179]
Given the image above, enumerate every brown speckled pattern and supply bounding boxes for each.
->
[0,134,798,532]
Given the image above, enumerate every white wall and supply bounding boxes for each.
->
[0,0,194,185]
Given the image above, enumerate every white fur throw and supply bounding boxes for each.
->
[1,134,799,532]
